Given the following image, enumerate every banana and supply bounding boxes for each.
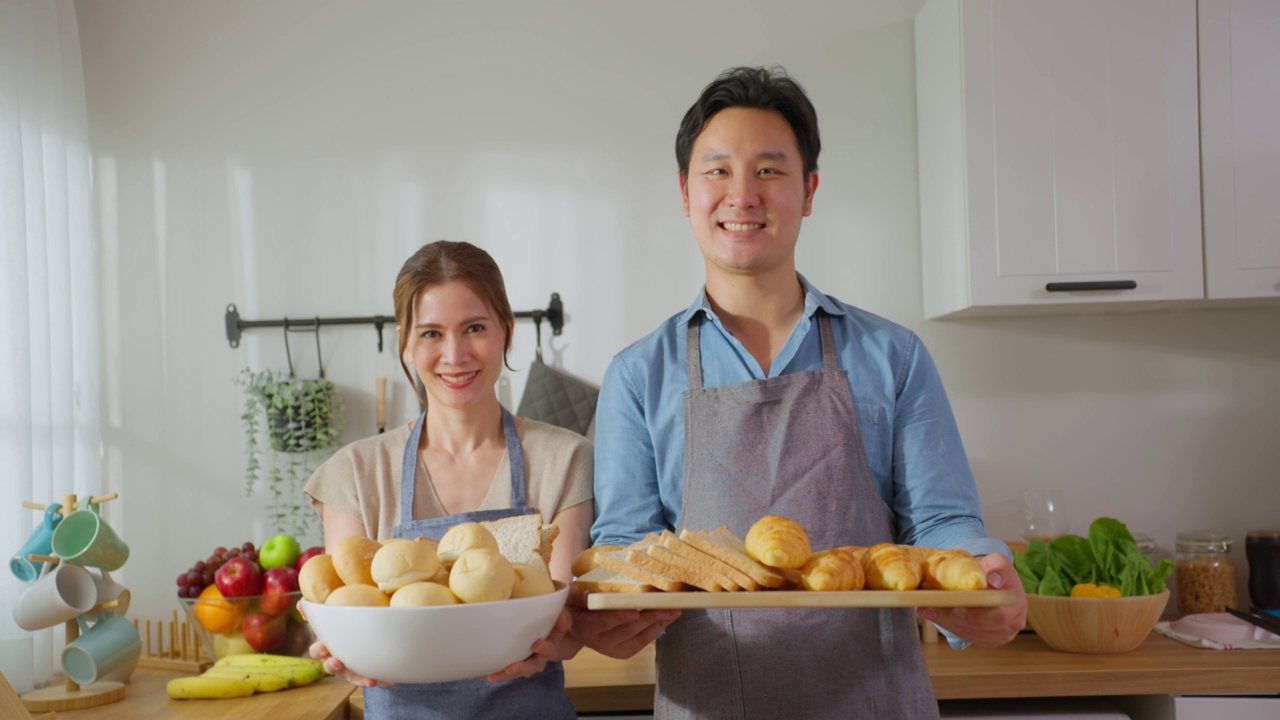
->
[214,653,323,670]
[200,669,292,693]
[204,664,325,689]
[167,676,255,699]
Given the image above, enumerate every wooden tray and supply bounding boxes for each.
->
[587,589,1020,610]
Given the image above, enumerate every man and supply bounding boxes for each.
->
[572,66,1026,719]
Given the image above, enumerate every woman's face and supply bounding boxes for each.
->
[402,280,508,412]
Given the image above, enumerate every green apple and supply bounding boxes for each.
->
[259,533,301,570]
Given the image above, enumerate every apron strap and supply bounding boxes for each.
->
[399,407,531,525]
[685,314,705,391]
[817,313,837,369]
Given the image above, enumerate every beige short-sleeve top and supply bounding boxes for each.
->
[303,417,593,541]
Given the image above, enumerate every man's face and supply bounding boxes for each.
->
[680,107,818,279]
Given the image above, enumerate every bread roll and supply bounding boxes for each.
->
[448,548,515,603]
[298,553,344,603]
[390,581,459,607]
[922,549,987,591]
[371,538,442,593]
[862,543,924,591]
[333,536,382,587]
[800,547,865,591]
[437,523,499,569]
[324,583,391,607]
[744,514,811,569]
[510,559,556,599]
[571,544,625,578]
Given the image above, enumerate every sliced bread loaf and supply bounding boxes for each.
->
[575,565,656,593]
[680,527,787,589]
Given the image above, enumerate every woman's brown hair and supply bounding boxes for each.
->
[394,241,515,409]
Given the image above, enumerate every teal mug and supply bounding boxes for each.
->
[9,503,64,581]
[62,611,142,685]
[51,507,129,572]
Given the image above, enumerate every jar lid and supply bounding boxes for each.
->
[1176,530,1232,553]
[1246,530,1280,539]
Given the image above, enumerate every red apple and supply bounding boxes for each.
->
[277,618,313,657]
[241,611,287,652]
[296,546,324,572]
[259,566,300,616]
[215,556,262,598]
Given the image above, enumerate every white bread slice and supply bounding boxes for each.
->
[539,524,560,565]
[655,532,754,591]
[680,527,787,589]
[575,565,656,594]
[596,535,687,592]
[480,514,544,566]
[645,544,732,592]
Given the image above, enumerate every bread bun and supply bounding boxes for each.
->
[333,536,382,587]
[371,538,442,593]
[437,523,499,569]
[389,581,459,607]
[572,544,625,578]
[298,553,344,603]
[448,548,514,603]
[324,583,391,607]
[510,560,556,598]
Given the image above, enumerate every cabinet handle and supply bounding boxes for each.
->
[1045,281,1137,292]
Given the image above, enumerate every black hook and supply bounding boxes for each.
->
[282,318,295,377]
[374,318,385,353]
[532,311,544,363]
[314,317,325,379]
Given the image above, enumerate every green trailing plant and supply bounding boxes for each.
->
[235,368,344,535]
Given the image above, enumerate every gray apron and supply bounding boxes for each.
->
[655,313,939,720]
[362,407,577,720]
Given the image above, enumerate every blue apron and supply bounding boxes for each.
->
[362,408,577,720]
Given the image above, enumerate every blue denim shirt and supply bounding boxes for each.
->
[591,275,1007,562]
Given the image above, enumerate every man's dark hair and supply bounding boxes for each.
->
[675,65,821,180]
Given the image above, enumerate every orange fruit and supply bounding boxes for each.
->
[193,584,245,634]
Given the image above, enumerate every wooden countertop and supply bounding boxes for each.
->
[41,633,1280,717]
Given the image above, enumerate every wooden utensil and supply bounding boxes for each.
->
[587,588,1019,610]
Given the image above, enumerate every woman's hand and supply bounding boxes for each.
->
[310,640,394,689]
[917,552,1028,648]
[485,608,576,682]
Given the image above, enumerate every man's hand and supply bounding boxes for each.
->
[917,552,1027,648]
[566,583,680,659]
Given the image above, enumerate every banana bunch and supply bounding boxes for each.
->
[167,654,327,700]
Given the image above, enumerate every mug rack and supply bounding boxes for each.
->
[223,292,565,350]
[18,493,128,713]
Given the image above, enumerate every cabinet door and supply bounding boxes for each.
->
[1200,0,1280,299]
[960,0,1204,307]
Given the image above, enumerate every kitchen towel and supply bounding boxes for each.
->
[516,360,598,437]
[1154,618,1280,650]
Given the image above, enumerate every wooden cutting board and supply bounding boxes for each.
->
[587,589,1020,610]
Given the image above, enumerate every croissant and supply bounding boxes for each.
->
[744,514,811,570]
[800,548,865,591]
[921,549,988,591]
[862,543,924,591]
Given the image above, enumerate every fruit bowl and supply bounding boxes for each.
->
[299,582,569,684]
[178,591,314,660]
[1025,590,1169,654]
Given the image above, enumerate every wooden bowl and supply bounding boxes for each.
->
[1025,590,1168,654]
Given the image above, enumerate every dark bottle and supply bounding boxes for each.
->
[1246,530,1280,610]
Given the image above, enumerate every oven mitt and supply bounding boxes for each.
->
[516,360,599,437]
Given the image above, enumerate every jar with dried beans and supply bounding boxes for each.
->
[1175,530,1237,616]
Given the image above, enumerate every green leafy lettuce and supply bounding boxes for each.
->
[1013,517,1173,597]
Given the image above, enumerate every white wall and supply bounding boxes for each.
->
[73,0,1280,625]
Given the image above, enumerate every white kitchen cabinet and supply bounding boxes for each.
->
[1199,0,1280,300]
[915,0,1204,318]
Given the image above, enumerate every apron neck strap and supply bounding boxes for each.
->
[399,406,528,525]
[686,311,837,390]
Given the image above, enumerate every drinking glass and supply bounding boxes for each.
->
[1020,489,1070,542]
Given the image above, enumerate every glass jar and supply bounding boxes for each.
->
[1175,531,1237,616]
[1245,530,1280,611]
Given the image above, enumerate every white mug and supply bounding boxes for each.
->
[91,569,131,617]
[12,563,97,631]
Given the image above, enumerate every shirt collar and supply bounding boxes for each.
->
[677,273,846,326]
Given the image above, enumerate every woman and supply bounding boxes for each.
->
[304,240,592,719]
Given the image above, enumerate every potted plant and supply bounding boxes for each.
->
[235,368,344,535]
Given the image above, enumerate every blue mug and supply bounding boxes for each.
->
[9,503,64,582]
[62,611,142,686]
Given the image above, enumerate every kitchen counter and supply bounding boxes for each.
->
[44,633,1280,718]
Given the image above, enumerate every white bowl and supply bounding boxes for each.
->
[300,582,568,684]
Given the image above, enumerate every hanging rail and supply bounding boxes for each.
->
[224,293,563,351]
